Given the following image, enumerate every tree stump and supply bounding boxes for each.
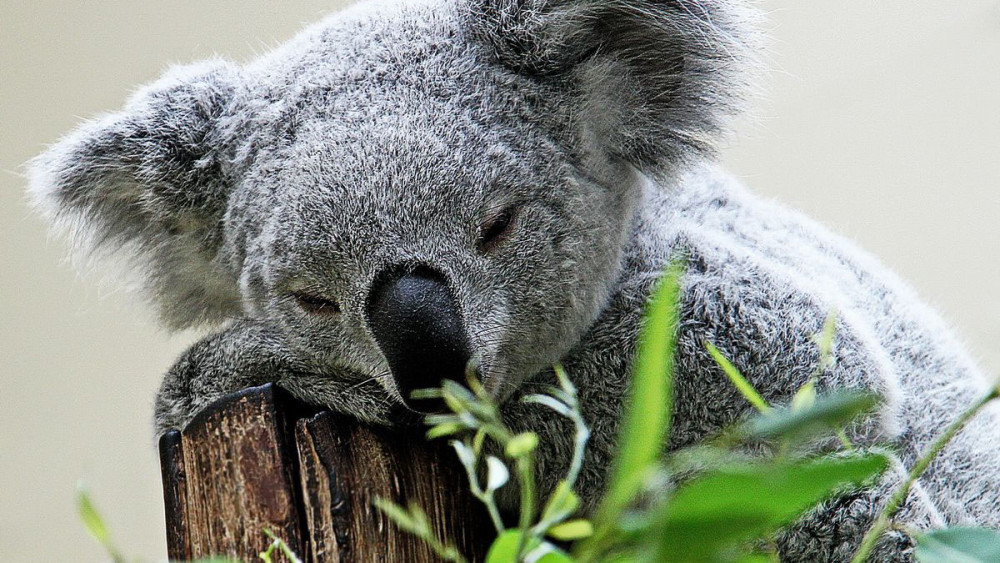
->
[159,383,492,562]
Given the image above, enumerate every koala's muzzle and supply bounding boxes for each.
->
[366,266,470,412]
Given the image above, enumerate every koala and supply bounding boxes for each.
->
[28,0,1000,560]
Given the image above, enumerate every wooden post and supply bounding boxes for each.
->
[159,383,492,562]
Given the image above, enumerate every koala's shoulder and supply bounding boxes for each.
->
[623,167,907,425]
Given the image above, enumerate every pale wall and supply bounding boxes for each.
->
[1,1,997,560]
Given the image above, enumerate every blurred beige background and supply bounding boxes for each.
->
[2,1,998,560]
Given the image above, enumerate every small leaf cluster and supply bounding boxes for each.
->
[378,261,1000,562]
[380,363,592,563]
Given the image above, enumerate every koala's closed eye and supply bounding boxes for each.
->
[292,292,341,315]
[477,205,518,254]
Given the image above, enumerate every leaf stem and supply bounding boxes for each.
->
[555,364,591,489]
[514,453,537,561]
[479,492,506,535]
[850,386,999,563]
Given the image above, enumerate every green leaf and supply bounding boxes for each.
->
[486,456,510,492]
[487,531,541,563]
[427,422,465,439]
[790,379,817,413]
[443,385,471,414]
[259,529,304,563]
[452,440,477,474]
[76,484,125,563]
[523,394,572,417]
[603,263,682,509]
[548,519,594,541]
[746,391,879,442]
[473,428,487,456]
[575,260,683,560]
[77,486,111,547]
[441,379,497,420]
[529,543,575,563]
[735,553,780,563]
[814,310,839,372]
[706,341,770,414]
[915,527,1000,562]
[374,497,425,537]
[376,499,466,562]
[486,531,573,563]
[506,432,539,458]
[425,413,465,428]
[411,388,444,400]
[649,453,889,561]
[540,480,580,524]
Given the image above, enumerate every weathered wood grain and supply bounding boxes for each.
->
[160,384,306,561]
[159,429,192,560]
[160,383,493,562]
[295,411,492,562]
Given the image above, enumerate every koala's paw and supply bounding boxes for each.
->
[153,320,299,435]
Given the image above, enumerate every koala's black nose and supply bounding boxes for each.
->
[366,266,470,412]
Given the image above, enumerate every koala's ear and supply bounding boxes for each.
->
[469,0,759,173]
[28,59,246,329]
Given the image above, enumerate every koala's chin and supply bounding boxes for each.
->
[29,0,1000,559]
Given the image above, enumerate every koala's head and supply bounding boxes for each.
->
[29,0,756,410]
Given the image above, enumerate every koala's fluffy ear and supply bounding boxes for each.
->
[28,59,246,329]
[469,0,759,173]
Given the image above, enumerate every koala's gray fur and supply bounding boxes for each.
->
[28,0,1000,559]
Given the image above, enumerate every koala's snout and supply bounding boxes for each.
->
[366,265,470,412]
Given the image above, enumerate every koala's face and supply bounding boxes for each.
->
[30,0,752,410]
[241,95,638,406]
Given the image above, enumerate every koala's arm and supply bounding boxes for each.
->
[155,319,394,435]
[154,320,304,434]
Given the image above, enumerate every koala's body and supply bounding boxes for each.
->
[28,0,1000,560]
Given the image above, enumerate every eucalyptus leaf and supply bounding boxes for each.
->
[410,388,444,399]
[814,310,839,372]
[425,414,465,427]
[575,261,683,560]
[790,379,817,413]
[540,480,580,524]
[486,456,510,492]
[374,497,425,536]
[486,530,542,563]
[600,264,681,512]
[648,453,888,561]
[523,394,572,417]
[915,527,1000,562]
[526,542,575,563]
[706,340,770,414]
[547,519,594,541]
[76,485,126,563]
[473,428,487,456]
[261,529,304,563]
[506,432,539,458]
[427,422,465,439]
[77,487,112,547]
[442,379,498,419]
[452,440,477,473]
[443,386,470,414]
[735,553,780,563]
[746,391,879,441]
